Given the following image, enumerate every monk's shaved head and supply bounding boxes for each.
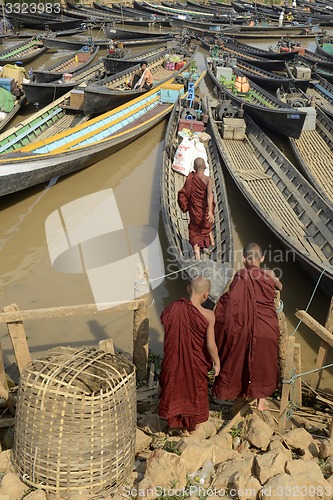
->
[193,157,206,172]
[189,275,211,294]
[243,242,263,261]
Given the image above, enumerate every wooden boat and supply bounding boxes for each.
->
[316,34,333,61]
[83,46,197,115]
[40,35,172,51]
[103,45,168,75]
[200,37,287,71]
[305,74,333,120]
[22,57,107,107]
[103,24,174,40]
[289,106,333,209]
[207,99,333,294]
[222,37,297,61]
[32,45,99,84]
[94,1,171,24]
[0,38,46,64]
[0,93,27,133]
[206,57,307,138]
[161,95,234,303]
[4,12,84,31]
[223,29,320,40]
[0,72,205,197]
[0,90,91,155]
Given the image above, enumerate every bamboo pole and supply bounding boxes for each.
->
[3,304,31,374]
[291,343,302,407]
[295,310,333,347]
[279,335,295,434]
[312,297,333,389]
[0,300,145,323]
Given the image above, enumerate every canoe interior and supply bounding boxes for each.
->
[161,97,234,302]
[207,101,333,292]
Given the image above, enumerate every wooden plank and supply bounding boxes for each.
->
[295,310,333,348]
[98,339,115,355]
[148,362,155,390]
[0,342,8,391]
[291,343,302,407]
[0,417,15,428]
[218,402,251,434]
[0,300,145,323]
[133,298,149,381]
[279,336,295,434]
[3,304,31,374]
[312,297,333,389]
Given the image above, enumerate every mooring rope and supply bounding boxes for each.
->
[291,264,333,337]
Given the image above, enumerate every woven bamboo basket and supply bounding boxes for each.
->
[12,346,136,497]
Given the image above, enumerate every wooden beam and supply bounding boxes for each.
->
[3,304,31,374]
[312,297,333,389]
[0,300,145,324]
[99,339,115,355]
[218,402,251,434]
[291,343,302,407]
[279,336,295,434]
[295,310,333,348]
[133,298,149,381]
[0,342,8,391]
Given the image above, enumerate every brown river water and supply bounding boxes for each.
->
[0,30,332,390]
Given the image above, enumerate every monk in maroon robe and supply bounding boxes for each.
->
[213,242,282,411]
[178,157,215,260]
[158,276,220,432]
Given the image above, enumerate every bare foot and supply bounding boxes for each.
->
[257,398,269,411]
[193,244,201,260]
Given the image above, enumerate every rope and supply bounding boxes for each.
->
[149,260,201,283]
[282,361,333,385]
[291,264,333,336]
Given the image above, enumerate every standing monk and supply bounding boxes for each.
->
[158,276,220,432]
[213,242,282,411]
[178,157,215,260]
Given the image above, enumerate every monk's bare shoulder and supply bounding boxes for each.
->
[199,306,215,324]
[263,268,283,290]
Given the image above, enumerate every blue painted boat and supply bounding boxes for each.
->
[0,71,205,197]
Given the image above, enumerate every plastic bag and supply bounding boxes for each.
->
[172,136,194,176]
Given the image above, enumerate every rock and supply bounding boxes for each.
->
[208,432,232,450]
[233,472,261,499]
[0,472,29,499]
[137,414,168,436]
[258,471,331,500]
[189,421,216,440]
[0,450,12,474]
[254,451,288,484]
[25,491,47,500]
[268,439,292,459]
[243,416,274,451]
[136,428,153,454]
[212,448,239,465]
[284,428,319,459]
[285,459,325,482]
[212,456,254,489]
[138,449,187,497]
[179,441,215,473]
[319,439,333,460]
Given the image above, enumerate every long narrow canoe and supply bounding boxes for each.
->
[0,72,205,197]
[206,57,306,139]
[161,95,234,304]
[306,74,333,120]
[316,34,333,61]
[289,106,333,209]
[0,90,90,155]
[41,36,172,50]
[207,100,333,295]
[83,46,197,115]
[102,44,167,75]
[32,45,99,84]
[0,38,46,64]
[103,24,174,40]
[0,93,27,133]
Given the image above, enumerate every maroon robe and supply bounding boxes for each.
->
[213,265,280,400]
[178,171,215,249]
[158,298,212,431]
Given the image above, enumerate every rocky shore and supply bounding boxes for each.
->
[1,401,333,500]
